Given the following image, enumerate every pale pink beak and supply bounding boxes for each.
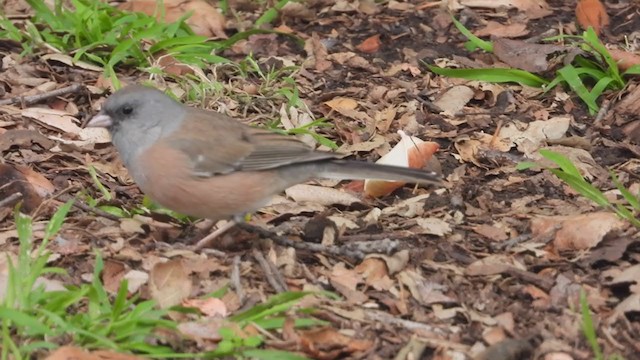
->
[86,114,113,128]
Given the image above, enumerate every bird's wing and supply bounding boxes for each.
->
[165,109,338,177]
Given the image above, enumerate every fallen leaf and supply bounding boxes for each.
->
[576,0,609,35]
[608,48,640,71]
[285,184,362,206]
[414,217,452,236]
[356,34,381,53]
[493,38,565,73]
[433,85,475,117]
[475,21,529,38]
[149,259,192,309]
[46,346,147,360]
[299,327,373,359]
[120,0,226,38]
[183,297,228,317]
[531,212,627,251]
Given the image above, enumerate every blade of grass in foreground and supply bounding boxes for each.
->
[426,65,548,87]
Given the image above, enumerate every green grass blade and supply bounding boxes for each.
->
[426,65,548,87]
[0,307,53,336]
[242,349,310,360]
[557,65,599,114]
[451,16,493,52]
[580,289,604,360]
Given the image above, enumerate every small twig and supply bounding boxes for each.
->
[0,192,23,208]
[238,223,368,260]
[195,220,236,250]
[0,84,85,106]
[231,255,245,303]
[504,267,555,291]
[593,99,611,127]
[365,310,446,335]
[340,233,398,242]
[267,253,288,292]
[491,234,532,251]
[58,194,121,221]
[253,248,287,293]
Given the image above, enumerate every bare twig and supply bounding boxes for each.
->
[195,220,236,250]
[0,84,85,106]
[491,234,532,251]
[231,255,245,303]
[0,192,23,208]
[252,248,287,293]
[504,267,555,291]
[58,194,121,221]
[593,99,611,127]
[365,310,446,335]
[237,223,398,260]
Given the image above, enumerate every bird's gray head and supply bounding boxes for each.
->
[87,85,184,134]
[86,85,186,168]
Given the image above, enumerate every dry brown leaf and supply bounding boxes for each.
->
[499,116,571,156]
[182,297,228,317]
[608,48,640,71]
[414,217,452,236]
[299,327,373,359]
[492,38,565,73]
[46,346,147,360]
[476,338,536,360]
[473,224,509,242]
[102,260,127,294]
[285,184,362,206]
[356,34,381,53]
[531,212,627,251]
[475,21,529,38]
[120,0,226,38]
[329,262,367,303]
[324,97,358,111]
[304,33,332,72]
[460,0,552,19]
[149,259,192,309]
[398,270,456,306]
[41,53,103,72]
[433,85,475,116]
[0,163,51,213]
[178,317,225,343]
[576,0,610,35]
[14,165,54,197]
[466,255,516,276]
[354,257,393,291]
[0,129,55,152]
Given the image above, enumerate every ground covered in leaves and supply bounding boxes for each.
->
[2,0,640,359]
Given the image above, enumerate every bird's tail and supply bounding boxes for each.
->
[316,159,442,185]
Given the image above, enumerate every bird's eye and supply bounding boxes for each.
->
[121,105,133,115]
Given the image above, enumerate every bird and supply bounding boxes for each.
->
[86,85,442,246]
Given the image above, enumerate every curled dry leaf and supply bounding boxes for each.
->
[119,0,226,38]
[531,212,627,251]
[356,34,381,53]
[608,48,640,71]
[575,0,609,35]
[183,297,228,317]
[46,346,147,360]
[299,327,373,359]
[364,131,439,198]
